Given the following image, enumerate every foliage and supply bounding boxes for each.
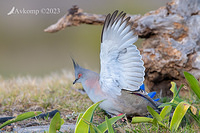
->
[132,71,200,131]
[75,100,125,133]
[49,112,64,133]
[0,111,42,129]
[0,71,199,132]
[184,71,200,99]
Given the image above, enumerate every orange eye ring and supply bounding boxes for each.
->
[78,73,82,78]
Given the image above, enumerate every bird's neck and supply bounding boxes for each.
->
[81,70,105,103]
[82,70,99,91]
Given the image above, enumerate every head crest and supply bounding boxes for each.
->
[71,58,80,70]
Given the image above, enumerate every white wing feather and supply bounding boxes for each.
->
[100,11,145,96]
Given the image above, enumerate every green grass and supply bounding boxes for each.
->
[113,122,199,133]
[0,71,199,132]
[0,71,93,122]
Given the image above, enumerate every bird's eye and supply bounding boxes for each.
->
[78,73,82,78]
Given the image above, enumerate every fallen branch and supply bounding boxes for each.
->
[44,5,106,33]
[44,0,200,96]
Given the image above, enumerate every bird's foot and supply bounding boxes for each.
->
[117,113,126,122]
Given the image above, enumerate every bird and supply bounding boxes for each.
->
[72,10,160,117]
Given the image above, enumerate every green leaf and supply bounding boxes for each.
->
[91,124,103,133]
[152,118,158,126]
[173,97,184,104]
[132,117,167,128]
[11,111,41,121]
[147,106,162,122]
[168,82,184,105]
[157,121,168,128]
[160,105,172,125]
[158,102,177,108]
[170,101,191,131]
[160,105,172,120]
[175,84,184,97]
[132,117,153,123]
[0,111,42,129]
[76,113,83,126]
[105,116,114,133]
[75,100,103,133]
[49,112,62,133]
[61,118,65,126]
[89,124,97,133]
[184,71,200,99]
[97,114,125,132]
[170,82,178,98]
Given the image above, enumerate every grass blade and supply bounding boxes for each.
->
[184,71,200,99]
[91,124,103,133]
[132,117,153,123]
[105,116,114,133]
[174,84,184,98]
[97,114,125,132]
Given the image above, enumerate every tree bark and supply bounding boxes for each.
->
[44,0,200,96]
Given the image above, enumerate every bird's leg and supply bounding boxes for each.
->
[117,113,124,116]
[117,113,126,122]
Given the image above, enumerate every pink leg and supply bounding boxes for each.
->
[117,113,125,122]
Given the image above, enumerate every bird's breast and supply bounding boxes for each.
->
[83,78,106,103]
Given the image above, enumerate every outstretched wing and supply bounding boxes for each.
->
[99,10,145,96]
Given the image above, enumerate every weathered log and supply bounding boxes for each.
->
[44,0,200,96]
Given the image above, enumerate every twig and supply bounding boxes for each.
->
[44,5,106,33]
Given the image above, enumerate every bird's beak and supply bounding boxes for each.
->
[73,78,78,85]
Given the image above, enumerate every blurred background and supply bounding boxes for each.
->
[0,0,170,78]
